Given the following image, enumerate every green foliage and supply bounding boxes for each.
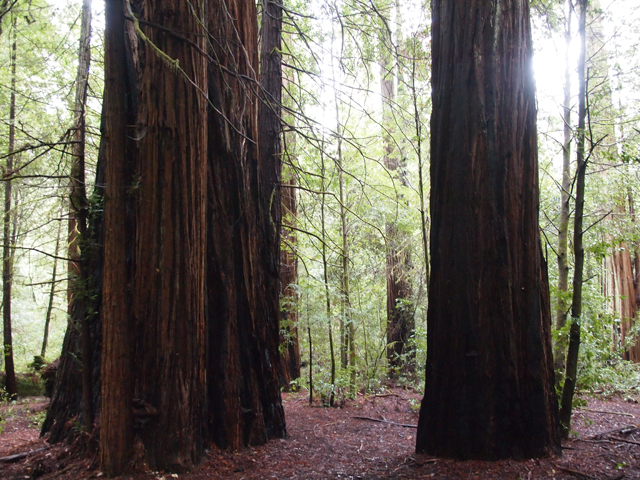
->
[29,408,47,429]
[0,0,104,370]
[281,0,432,398]
[15,373,44,396]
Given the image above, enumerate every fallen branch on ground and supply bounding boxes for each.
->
[555,464,595,479]
[352,416,417,428]
[577,438,616,445]
[588,424,639,439]
[610,435,640,446]
[576,407,634,418]
[0,446,50,463]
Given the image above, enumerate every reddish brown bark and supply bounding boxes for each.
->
[206,0,286,450]
[128,0,208,470]
[279,175,301,390]
[416,0,560,459]
[49,0,285,470]
[99,0,135,473]
[608,243,640,362]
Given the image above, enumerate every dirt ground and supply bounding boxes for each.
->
[1,388,639,479]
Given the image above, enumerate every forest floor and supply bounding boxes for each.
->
[1,387,640,479]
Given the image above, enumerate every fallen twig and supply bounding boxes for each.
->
[555,464,596,478]
[577,438,616,445]
[620,426,640,435]
[0,446,50,463]
[352,416,417,428]
[589,424,639,439]
[40,462,75,480]
[610,435,640,446]
[606,474,625,480]
[577,407,635,418]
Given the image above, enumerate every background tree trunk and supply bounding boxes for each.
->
[68,0,93,432]
[2,15,18,400]
[41,204,63,359]
[279,174,301,390]
[559,0,588,439]
[416,0,560,459]
[554,0,573,377]
[380,37,414,377]
[320,148,336,407]
[608,240,640,361]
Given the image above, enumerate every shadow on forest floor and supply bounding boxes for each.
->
[1,387,640,479]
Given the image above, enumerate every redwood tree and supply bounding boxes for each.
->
[206,0,286,449]
[46,0,286,475]
[259,0,299,391]
[416,0,560,459]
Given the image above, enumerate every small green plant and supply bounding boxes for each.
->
[29,409,47,429]
[573,396,587,408]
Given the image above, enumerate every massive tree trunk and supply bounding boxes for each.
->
[206,0,286,450]
[416,0,560,459]
[98,0,135,473]
[127,0,209,470]
[103,0,211,471]
[48,0,286,472]
[258,0,298,391]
